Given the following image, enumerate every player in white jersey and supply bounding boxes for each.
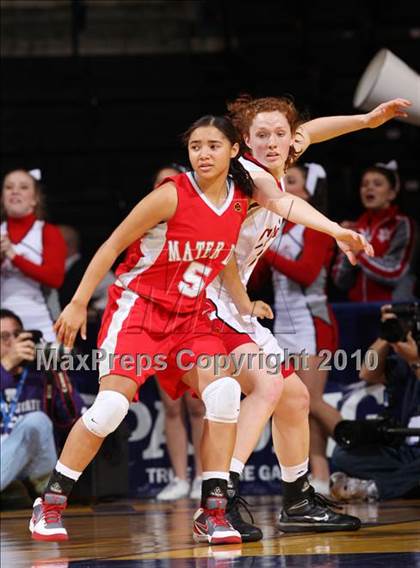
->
[205,94,411,538]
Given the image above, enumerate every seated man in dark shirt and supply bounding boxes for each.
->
[1,309,84,497]
[330,305,420,501]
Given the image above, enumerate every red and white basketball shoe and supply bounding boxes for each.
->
[29,493,68,541]
[193,496,242,544]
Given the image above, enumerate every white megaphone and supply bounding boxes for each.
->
[354,48,420,126]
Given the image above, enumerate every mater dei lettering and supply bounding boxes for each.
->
[167,240,233,262]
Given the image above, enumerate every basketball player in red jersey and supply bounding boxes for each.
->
[28,115,269,545]
[28,110,374,545]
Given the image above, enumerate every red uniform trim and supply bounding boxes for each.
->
[6,215,66,288]
[358,216,414,279]
[312,306,338,353]
[265,227,334,288]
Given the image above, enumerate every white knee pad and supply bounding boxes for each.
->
[82,390,129,438]
[201,376,241,423]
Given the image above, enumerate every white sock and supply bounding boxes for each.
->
[230,457,245,475]
[56,460,82,482]
[202,471,229,482]
[280,459,309,483]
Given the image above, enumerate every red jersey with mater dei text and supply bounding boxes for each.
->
[115,172,248,313]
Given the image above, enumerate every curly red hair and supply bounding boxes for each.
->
[227,94,304,170]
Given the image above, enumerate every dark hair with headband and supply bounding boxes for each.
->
[362,161,400,193]
[290,162,328,215]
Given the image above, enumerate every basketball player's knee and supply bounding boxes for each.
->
[201,376,241,423]
[257,375,284,409]
[82,390,129,438]
[291,380,310,415]
[187,398,205,420]
[275,378,310,421]
[163,398,182,420]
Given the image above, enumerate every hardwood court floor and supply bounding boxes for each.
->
[1,496,419,567]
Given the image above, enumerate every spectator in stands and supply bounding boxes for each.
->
[59,225,114,314]
[333,161,416,302]
[0,309,84,498]
[251,163,341,495]
[152,164,205,501]
[1,169,66,341]
[330,305,420,501]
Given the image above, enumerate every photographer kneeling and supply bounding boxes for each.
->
[330,304,420,502]
[1,309,83,498]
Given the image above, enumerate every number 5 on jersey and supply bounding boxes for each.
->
[179,261,212,298]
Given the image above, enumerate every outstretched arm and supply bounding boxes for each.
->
[294,98,411,155]
[250,170,374,265]
[55,183,178,346]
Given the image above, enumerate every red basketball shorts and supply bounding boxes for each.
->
[97,284,228,399]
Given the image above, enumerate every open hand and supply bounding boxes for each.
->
[54,300,87,348]
[366,98,411,128]
[334,226,374,265]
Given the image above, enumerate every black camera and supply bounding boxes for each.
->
[26,330,43,345]
[334,418,400,448]
[379,302,420,343]
[25,329,71,368]
[334,418,420,449]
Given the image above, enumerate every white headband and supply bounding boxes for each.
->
[28,168,41,181]
[304,162,327,196]
[375,160,398,172]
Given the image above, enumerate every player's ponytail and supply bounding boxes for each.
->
[183,114,255,198]
[228,155,255,198]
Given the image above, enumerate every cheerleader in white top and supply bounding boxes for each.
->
[1,169,66,341]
